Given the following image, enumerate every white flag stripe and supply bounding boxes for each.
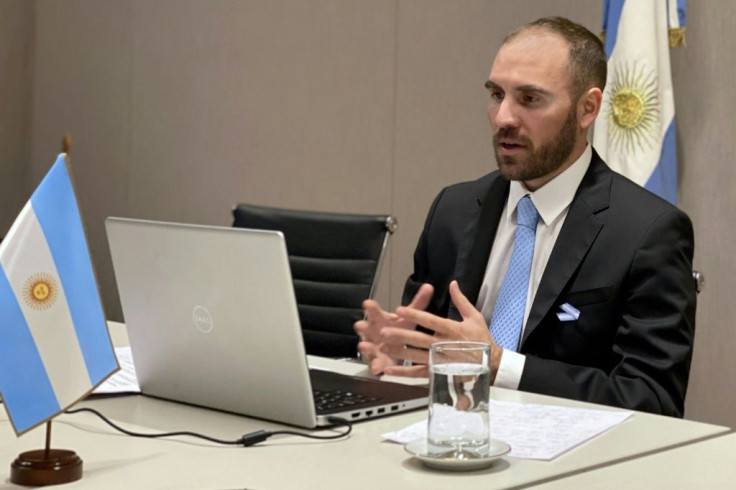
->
[0,202,93,408]
[594,0,675,188]
[667,0,680,29]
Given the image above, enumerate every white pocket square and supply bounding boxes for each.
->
[556,302,580,321]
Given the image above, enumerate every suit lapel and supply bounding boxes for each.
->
[455,175,509,308]
[521,153,612,345]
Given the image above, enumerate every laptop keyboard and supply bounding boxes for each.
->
[313,389,380,411]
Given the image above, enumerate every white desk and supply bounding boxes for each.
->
[535,432,736,489]
[0,391,727,489]
[0,323,729,489]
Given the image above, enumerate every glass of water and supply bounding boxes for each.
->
[427,341,491,459]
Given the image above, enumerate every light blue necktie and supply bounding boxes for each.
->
[490,195,539,351]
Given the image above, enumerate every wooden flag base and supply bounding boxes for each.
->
[10,449,82,486]
[9,421,82,486]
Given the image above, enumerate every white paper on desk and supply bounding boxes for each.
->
[92,346,141,394]
[382,400,633,461]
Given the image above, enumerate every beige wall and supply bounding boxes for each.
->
[0,0,33,235]
[6,1,734,427]
[672,4,736,428]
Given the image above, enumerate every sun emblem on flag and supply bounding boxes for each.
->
[605,61,661,154]
[23,273,59,310]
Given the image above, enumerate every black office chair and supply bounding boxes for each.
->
[693,270,704,294]
[232,204,397,358]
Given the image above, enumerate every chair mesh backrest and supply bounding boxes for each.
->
[232,204,394,357]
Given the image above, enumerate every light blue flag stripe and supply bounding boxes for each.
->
[30,156,117,385]
[667,0,685,204]
[676,0,687,27]
[645,120,678,204]
[0,267,61,433]
[602,0,625,58]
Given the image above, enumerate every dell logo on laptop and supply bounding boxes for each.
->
[192,305,214,333]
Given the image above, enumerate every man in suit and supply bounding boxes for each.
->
[354,17,695,417]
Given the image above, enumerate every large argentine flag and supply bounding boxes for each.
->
[0,154,118,435]
[593,0,685,205]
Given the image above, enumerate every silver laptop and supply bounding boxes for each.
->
[105,217,427,428]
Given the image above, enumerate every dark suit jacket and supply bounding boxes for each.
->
[403,150,696,417]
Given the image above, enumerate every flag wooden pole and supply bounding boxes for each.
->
[44,422,52,460]
[62,133,72,156]
[9,135,83,486]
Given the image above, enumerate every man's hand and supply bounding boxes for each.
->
[354,283,434,374]
[379,281,503,380]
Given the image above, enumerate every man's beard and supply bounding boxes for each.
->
[493,107,578,182]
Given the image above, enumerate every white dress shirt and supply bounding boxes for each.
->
[475,144,592,389]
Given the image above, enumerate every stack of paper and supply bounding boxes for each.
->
[383,400,633,460]
[92,347,141,395]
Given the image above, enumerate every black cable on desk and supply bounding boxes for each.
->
[64,407,352,447]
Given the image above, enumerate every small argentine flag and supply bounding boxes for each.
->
[593,0,686,205]
[0,154,118,435]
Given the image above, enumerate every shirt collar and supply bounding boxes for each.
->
[506,143,592,226]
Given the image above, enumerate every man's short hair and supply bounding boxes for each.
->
[505,16,607,101]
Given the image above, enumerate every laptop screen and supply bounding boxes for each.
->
[106,218,427,428]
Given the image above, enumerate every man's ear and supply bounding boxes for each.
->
[578,87,603,131]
